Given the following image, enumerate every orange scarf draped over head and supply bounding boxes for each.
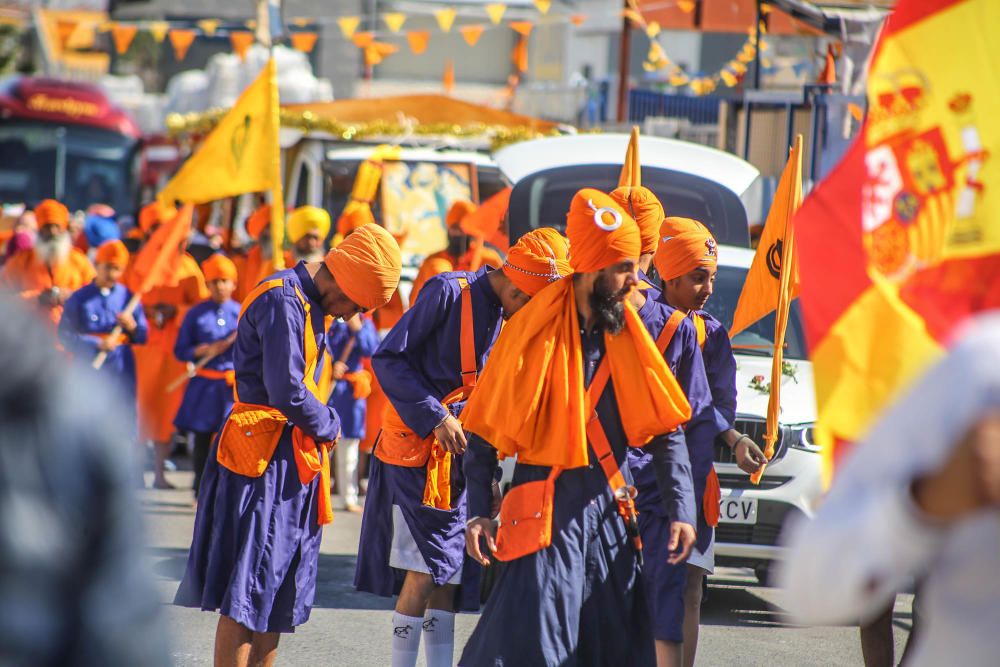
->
[653,216,719,281]
[461,190,691,468]
[609,186,663,256]
[501,227,572,296]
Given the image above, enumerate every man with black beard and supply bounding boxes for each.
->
[461,189,696,666]
[2,199,94,326]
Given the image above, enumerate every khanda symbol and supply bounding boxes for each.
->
[230,114,252,171]
[766,239,783,279]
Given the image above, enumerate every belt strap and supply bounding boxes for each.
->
[456,277,477,391]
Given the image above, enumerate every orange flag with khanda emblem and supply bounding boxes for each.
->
[796,0,1000,485]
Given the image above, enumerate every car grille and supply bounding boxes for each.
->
[714,418,788,464]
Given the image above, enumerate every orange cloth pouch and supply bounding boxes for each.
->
[493,467,561,562]
[703,467,721,528]
[376,406,435,468]
[216,402,287,477]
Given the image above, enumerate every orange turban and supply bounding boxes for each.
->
[139,201,176,232]
[202,254,238,282]
[502,228,572,296]
[336,204,376,237]
[446,200,477,229]
[653,216,719,281]
[565,188,641,273]
[324,223,401,310]
[609,186,663,255]
[35,199,69,229]
[288,206,331,244]
[94,239,129,267]
[245,204,271,240]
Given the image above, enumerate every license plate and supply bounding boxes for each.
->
[718,493,758,525]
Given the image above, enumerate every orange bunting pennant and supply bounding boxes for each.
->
[510,21,534,37]
[459,24,485,47]
[406,30,430,55]
[485,4,507,25]
[290,32,318,53]
[364,42,399,67]
[111,24,138,55]
[443,59,455,95]
[570,14,588,27]
[148,21,169,44]
[352,31,374,49]
[435,8,457,33]
[169,29,196,62]
[56,20,78,49]
[533,0,551,14]
[383,12,406,33]
[677,0,696,13]
[230,31,254,61]
[337,16,360,39]
[197,19,219,37]
[512,35,528,73]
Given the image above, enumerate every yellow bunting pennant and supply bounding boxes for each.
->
[510,21,534,36]
[111,24,138,55]
[669,72,689,86]
[459,24,485,47]
[97,21,114,33]
[720,70,738,87]
[406,30,430,55]
[731,61,747,75]
[230,31,254,61]
[570,14,588,27]
[485,4,507,25]
[443,59,455,94]
[197,19,220,37]
[533,0,551,14]
[383,12,406,33]
[148,21,169,44]
[290,32,318,53]
[365,42,399,67]
[56,20,78,49]
[645,21,661,38]
[677,0,695,13]
[338,16,360,39]
[352,31,374,49]
[169,28,196,62]
[435,8,457,33]
[290,17,313,28]
[245,20,257,30]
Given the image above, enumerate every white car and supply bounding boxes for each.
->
[497,134,822,583]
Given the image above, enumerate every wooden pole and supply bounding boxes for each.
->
[91,292,142,370]
[616,0,633,124]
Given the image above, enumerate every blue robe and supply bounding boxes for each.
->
[460,321,696,666]
[58,282,148,434]
[355,267,502,612]
[326,317,379,440]
[698,310,738,430]
[174,263,340,633]
[173,298,241,434]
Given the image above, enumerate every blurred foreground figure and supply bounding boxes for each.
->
[779,314,1000,667]
[0,296,168,666]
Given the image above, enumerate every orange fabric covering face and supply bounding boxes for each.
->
[95,240,129,267]
[502,227,572,296]
[245,204,271,240]
[323,223,401,310]
[565,188,641,273]
[35,199,70,229]
[653,216,719,282]
[461,278,691,468]
[336,204,376,237]
[202,253,238,282]
[609,186,663,255]
[138,201,176,232]
[446,200,477,228]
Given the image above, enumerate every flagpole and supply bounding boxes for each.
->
[262,0,286,270]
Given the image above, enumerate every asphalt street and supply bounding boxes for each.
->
[144,471,913,666]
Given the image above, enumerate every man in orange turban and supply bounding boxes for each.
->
[459,189,697,667]
[287,205,331,263]
[355,228,571,667]
[610,184,663,276]
[235,203,294,302]
[2,199,96,326]
[410,200,504,304]
[175,223,401,665]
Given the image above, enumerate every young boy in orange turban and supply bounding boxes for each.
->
[459,190,697,666]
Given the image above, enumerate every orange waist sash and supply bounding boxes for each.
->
[86,332,130,346]
[197,367,236,385]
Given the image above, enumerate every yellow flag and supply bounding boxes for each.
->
[148,21,169,44]
[435,8,457,33]
[158,58,285,268]
[485,4,507,25]
[383,12,406,33]
[730,135,803,338]
[197,19,219,36]
[338,16,360,39]
[533,0,551,14]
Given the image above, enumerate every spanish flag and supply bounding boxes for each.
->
[796,0,1000,484]
[158,58,285,268]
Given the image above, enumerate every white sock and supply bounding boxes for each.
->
[422,609,456,667]
[391,612,423,667]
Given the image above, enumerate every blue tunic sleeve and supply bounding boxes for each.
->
[354,319,379,358]
[645,431,696,526]
[254,290,341,442]
[703,317,738,429]
[463,435,499,520]
[173,304,201,362]
[57,288,99,356]
[372,278,454,437]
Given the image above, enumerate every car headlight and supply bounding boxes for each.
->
[788,424,820,453]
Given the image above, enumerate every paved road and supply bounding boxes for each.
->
[145,471,912,666]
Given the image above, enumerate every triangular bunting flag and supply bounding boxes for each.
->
[443,59,455,95]
[230,31,254,61]
[364,42,399,67]
[485,4,507,25]
[56,20,78,49]
[570,14,588,27]
[337,16,360,39]
[111,24,138,55]
[512,35,528,72]
[460,25,485,47]
[352,31,374,49]
[678,0,695,13]
[148,21,169,44]
[435,8,457,33]
[290,17,312,28]
[646,21,661,38]
[290,32,318,53]
[622,8,646,28]
[510,21,533,37]
[383,12,406,33]
[406,30,430,55]
[197,19,220,37]
[169,29,196,62]
[533,0,551,15]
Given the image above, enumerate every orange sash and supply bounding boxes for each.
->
[343,370,373,399]
[86,332,130,347]
[215,277,335,526]
[197,367,236,385]
[375,277,476,511]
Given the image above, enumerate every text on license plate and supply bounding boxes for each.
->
[718,495,758,524]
